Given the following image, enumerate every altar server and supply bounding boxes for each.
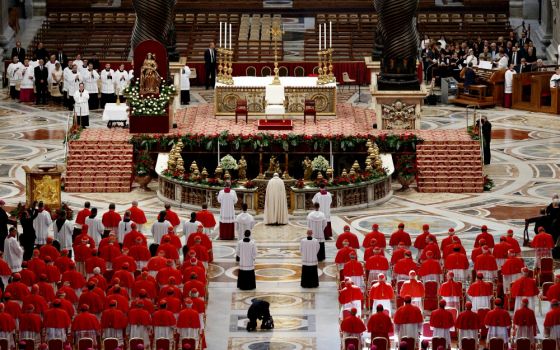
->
[114,64,129,102]
[393,295,423,343]
[19,59,35,102]
[236,230,257,290]
[117,210,134,244]
[235,203,255,240]
[183,213,202,243]
[85,208,104,246]
[4,228,23,273]
[217,183,238,239]
[430,299,454,347]
[484,298,511,344]
[100,63,116,108]
[300,229,320,288]
[33,201,52,246]
[263,173,289,225]
[7,56,24,99]
[73,82,89,128]
[151,211,172,245]
[312,183,332,239]
[180,62,191,105]
[83,63,100,110]
[62,60,73,107]
[66,64,82,111]
[307,202,327,262]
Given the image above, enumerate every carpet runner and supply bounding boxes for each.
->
[416,137,484,193]
[65,130,133,192]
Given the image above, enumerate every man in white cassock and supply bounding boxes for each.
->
[235,203,255,240]
[217,182,237,240]
[85,208,105,246]
[4,228,23,272]
[312,183,333,239]
[33,201,52,246]
[236,230,257,290]
[307,202,327,262]
[300,229,320,288]
[53,210,74,257]
[263,173,289,225]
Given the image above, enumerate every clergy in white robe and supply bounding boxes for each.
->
[180,64,191,105]
[45,56,59,84]
[84,208,104,246]
[53,211,74,253]
[33,202,52,245]
[311,183,333,239]
[217,184,237,240]
[306,203,327,262]
[152,211,172,245]
[19,61,35,102]
[83,65,100,110]
[235,203,255,240]
[300,230,320,288]
[100,64,116,108]
[117,211,134,244]
[263,173,289,225]
[236,231,257,290]
[62,61,73,106]
[4,228,23,272]
[7,58,24,99]
[182,213,202,242]
[73,83,89,128]
[113,65,129,99]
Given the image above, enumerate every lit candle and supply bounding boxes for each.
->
[224,23,227,50]
[219,22,222,48]
[324,23,327,51]
[229,23,232,50]
[319,23,321,51]
[330,21,332,48]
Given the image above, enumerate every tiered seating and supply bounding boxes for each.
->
[237,14,283,61]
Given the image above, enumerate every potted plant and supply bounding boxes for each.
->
[134,149,153,190]
[395,153,416,191]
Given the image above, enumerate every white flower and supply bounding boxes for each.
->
[311,155,330,172]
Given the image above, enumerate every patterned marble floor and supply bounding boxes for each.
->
[1,87,560,349]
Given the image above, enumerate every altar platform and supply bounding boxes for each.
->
[215,76,337,117]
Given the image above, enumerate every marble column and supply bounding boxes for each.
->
[510,0,524,18]
[537,0,553,46]
[546,0,560,63]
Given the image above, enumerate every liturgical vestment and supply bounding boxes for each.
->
[263,174,289,225]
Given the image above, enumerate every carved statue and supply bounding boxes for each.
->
[267,156,279,173]
[131,0,176,50]
[376,0,420,90]
[302,156,313,181]
[140,53,161,95]
[238,156,247,181]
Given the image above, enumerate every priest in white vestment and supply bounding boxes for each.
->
[312,183,333,239]
[235,203,255,240]
[33,202,52,246]
[300,230,320,288]
[217,183,237,240]
[117,211,134,244]
[85,208,105,246]
[182,212,202,242]
[236,230,257,290]
[74,82,90,128]
[53,210,74,257]
[4,228,23,272]
[263,173,289,225]
[307,202,327,262]
[151,211,172,245]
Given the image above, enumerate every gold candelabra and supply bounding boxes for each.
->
[317,49,335,85]
[271,22,284,85]
[217,47,234,85]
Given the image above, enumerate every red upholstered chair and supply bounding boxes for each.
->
[343,336,359,350]
[129,338,144,350]
[460,338,477,350]
[488,337,505,350]
[181,338,196,350]
[235,99,248,123]
[424,281,439,311]
[542,338,557,350]
[422,321,433,338]
[103,338,119,350]
[77,338,94,350]
[539,281,554,315]
[155,338,171,350]
[477,308,491,338]
[22,340,34,350]
[401,336,415,350]
[303,99,316,124]
[0,339,8,350]
[431,337,446,350]
[371,337,388,350]
[539,257,554,285]
[47,339,63,350]
[516,337,531,350]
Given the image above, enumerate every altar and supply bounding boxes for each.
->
[214,76,337,117]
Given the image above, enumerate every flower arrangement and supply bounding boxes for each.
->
[244,180,256,189]
[220,154,238,170]
[124,79,176,116]
[135,149,153,176]
[295,179,305,189]
[311,155,329,172]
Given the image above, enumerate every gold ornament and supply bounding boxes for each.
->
[201,167,208,180]
[326,167,333,179]
[349,168,356,176]
[316,171,324,181]
[341,168,348,177]
[352,160,361,172]
[215,165,223,179]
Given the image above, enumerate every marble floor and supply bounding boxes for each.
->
[1,86,560,349]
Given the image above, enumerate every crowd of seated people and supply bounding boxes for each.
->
[335,220,560,350]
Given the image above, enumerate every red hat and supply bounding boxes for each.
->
[538,226,545,232]
[494,298,502,306]
[476,272,484,279]
[350,307,358,315]
[12,273,21,280]
[500,236,507,242]
[439,299,446,307]
[376,304,384,312]
[53,299,62,307]
[552,299,559,306]
[184,298,193,305]
[448,228,455,234]
[190,257,198,264]
[190,288,199,294]
[465,301,473,310]
[3,292,11,299]
[162,236,171,243]
[522,267,529,274]
[522,298,529,305]
[447,271,454,278]
[69,261,76,268]
[372,223,379,229]
[481,225,488,231]
[44,256,52,263]
[131,222,137,229]
[168,276,176,284]
[139,289,147,297]
[404,250,412,257]
[80,304,89,311]
[422,224,429,230]
[507,229,513,236]
[166,259,173,266]
[349,252,357,259]
[61,249,69,255]
[479,239,486,245]
[398,223,405,228]
[122,262,129,269]
[159,299,167,306]
[508,249,515,255]
[404,295,412,303]
[24,304,34,312]
[167,226,174,232]
[409,270,417,277]
[47,236,54,243]
[343,225,350,231]
[109,300,117,307]
[378,273,385,280]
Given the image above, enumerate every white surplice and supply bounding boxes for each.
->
[100,69,116,94]
[54,219,74,249]
[306,210,327,242]
[151,220,172,245]
[73,89,89,116]
[113,69,129,95]
[236,239,257,270]
[263,175,289,224]
[4,236,23,272]
[83,69,100,93]
[33,210,52,245]
[300,237,320,266]
[217,189,237,223]
[311,191,332,221]
[182,220,202,242]
[117,220,134,244]
[85,216,105,246]
[235,212,255,240]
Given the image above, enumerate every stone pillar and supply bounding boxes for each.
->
[523,0,540,19]
[510,0,524,18]
[537,0,553,46]
[546,0,560,63]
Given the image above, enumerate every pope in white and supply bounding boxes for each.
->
[263,173,289,225]
[217,183,237,240]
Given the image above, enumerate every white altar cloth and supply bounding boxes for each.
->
[217,76,337,88]
[102,103,129,121]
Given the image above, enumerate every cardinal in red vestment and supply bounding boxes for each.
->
[474,225,495,248]
[0,303,16,348]
[455,302,480,341]
[440,228,460,252]
[336,225,360,249]
[438,272,462,309]
[413,224,436,258]
[393,296,423,339]
[389,223,411,248]
[335,241,355,265]
[505,229,521,255]
[196,204,216,232]
[72,304,101,344]
[510,267,539,310]
[544,299,560,339]
[390,242,408,266]
[399,271,425,299]
[367,304,394,341]
[340,308,366,336]
[513,298,537,340]
[102,203,122,232]
[429,299,454,346]
[546,275,560,301]
[484,299,511,343]
[393,251,418,279]
[362,223,386,249]
[417,250,442,282]
[75,203,92,229]
[165,204,181,228]
[127,201,147,226]
[123,223,148,249]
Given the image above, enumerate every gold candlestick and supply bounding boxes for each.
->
[328,48,335,83]
[317,51,324,85]
[271,23,284,85]
[227,49,234,85]
[322,50,329,83]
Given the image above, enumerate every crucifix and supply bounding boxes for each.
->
[271,22,284,85]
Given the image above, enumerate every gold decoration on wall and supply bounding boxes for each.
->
[381,100,416,130]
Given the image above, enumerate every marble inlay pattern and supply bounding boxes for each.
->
[227,337,316,350]
[231,292,315,310]
[230,314,316,332]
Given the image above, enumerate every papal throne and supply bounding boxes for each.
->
[265,84,285,119]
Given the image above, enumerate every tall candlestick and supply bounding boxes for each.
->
[219,22,222,48]
[229,23,232,50]
[224,23,227,51]
[329,21,332,48]
[319,23,321,51]
[324,23,327,51]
